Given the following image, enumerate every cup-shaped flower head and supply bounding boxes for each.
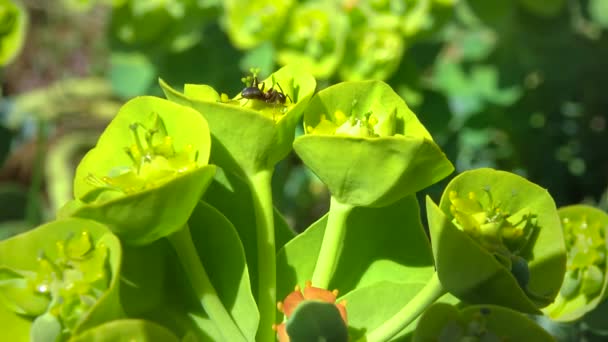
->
[413,303,554,342]
[293,80,453,207]
[274,281,348,342]
[0,218,122,342]
[426,168,566,313]
[62,96,216,245]
[543,205,608,321]
[160,65,316,176]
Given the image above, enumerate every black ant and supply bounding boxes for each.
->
[240,75,292,105]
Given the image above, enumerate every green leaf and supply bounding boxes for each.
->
[277,195,435,301]
[413,303,554,342]
[543,205,608,322]
[285,301,348,342]
[343,281,425,341]
[0,218,123,340]
[188,201,259,341]
[293,80,453,207]
[161,65,316,175]
[427,168,567,313]
[71,319,180,342]
[0,0,28,66]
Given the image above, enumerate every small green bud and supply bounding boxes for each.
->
[559,269,581,299]
[580,265,604,298]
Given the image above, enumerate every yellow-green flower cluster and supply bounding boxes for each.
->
[448,189,535,268]
[24,231,110,333]
[87,113,199,198]
[560,215,606,299]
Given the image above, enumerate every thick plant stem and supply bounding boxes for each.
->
[168,226,246,342]
[361,272,446,342]
[249,169,276,342]
[311,196,354,289]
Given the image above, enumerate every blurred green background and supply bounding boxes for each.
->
[0,0,607,338]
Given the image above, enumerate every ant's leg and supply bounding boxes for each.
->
[276,82,293,103]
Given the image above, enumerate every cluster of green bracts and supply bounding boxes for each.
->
[223,0,455,80]
[0,65,605,341]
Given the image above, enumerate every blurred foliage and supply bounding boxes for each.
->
[0,0,28,67]
[0,0,607,338]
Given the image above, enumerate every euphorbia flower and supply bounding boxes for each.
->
[294,80,453,207]
[274,281,348,342]
[276,2,349,79]
[448,189,536,273]
[543,205,608,321]
[0,218,122,342]
[160,65,316,176]
[61,96,216,245]
[426,168,566,313]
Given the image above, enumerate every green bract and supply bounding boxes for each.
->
[63,96,216,245]
[0,218,122,342]
[0,0,27,66]
[276,2,349,79]
[413,303,554,342]
[293,80,453,207]
[426,168,566,313]
[161,64,316,175]
[543,205,608,322]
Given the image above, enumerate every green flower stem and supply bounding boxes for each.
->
[361,272,446,342]
[311,196,355,289]
[168,225,246,342]
[248,168,276,342]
